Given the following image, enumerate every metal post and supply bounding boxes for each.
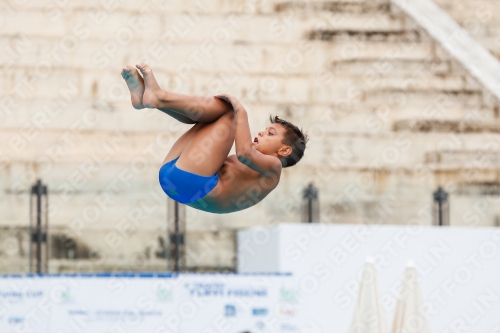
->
[308,194,313,222]
[36,181,42,273]
[174,201,179,272]
[302,183,319,223]
[30,179,48,274]
[168,198,185,272]
[433,187,449,226]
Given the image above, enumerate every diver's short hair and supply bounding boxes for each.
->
[269,115,308,168]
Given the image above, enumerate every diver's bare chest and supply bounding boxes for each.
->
[218,155,258,179]
[218,156,279,193]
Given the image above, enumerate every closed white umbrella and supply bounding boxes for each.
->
[349,257,389,333]
[391,261,431,333]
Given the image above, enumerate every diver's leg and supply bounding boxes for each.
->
[175,110,236,176]
[161,122,206,165]
[136,63,232,123]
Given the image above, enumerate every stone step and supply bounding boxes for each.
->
[394,119,500,133]
[424,150,500,170]
[3,130,500,183]
[4,156,500,191]
[4,58,462,103]
[302,131,500,170]
[0,104,480,146]
[314,41,436,62]
[303,134,427,169]
[283,107,495,135]
[275,0,391,14]
[2,9,405,43]
[10,0,397,15]
[0,130,174,169]
[0,100,186,133]
[164,12,405,43]
[307,29,424,43]
[0,73,492,126]
[0,65,470,104]
[322,74,466,91]
[299,88,484,107]
[360,90,484,109]
[8,0,274,14]
[0,91,497,143]
[454,182,500,197]
[433,0,500,21]
[0,36,436,75]
[0,96,269,133]
[329,59,453,76]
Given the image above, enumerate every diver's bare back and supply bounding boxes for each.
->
[187,154,280,214]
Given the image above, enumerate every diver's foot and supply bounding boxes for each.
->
[136,62,164,109]
[121,66,145,109]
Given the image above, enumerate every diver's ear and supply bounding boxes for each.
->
[278,145,292,157]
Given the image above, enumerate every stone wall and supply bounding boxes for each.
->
[1,0,499,273]
[433,0,500,59]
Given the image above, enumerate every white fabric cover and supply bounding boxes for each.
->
[349,258,389,333]
[391,263,432,333]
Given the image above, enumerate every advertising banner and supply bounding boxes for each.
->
[177,273,303,333]
[0,273,302,333]
[48,273,177,333]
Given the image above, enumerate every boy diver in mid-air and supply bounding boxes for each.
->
[121,63,308,214]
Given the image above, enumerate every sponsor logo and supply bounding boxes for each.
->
[281,323,297,332]
[227,287,266,297]
[156,286,173,301]
[0,290,43,301]
[0,290,22,299]
[252,308,268,316]
[184,283,267,297]
[25,290,43,298]
[184,283,225,297]
[278,305,298,317]
[52,285,73,303]
[68,309,89,316]
[255,320,265,330]
[225,304,236,317]
[8,316,24,324]
[280,286,298,303]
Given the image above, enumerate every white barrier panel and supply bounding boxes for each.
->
[237,224,500,333]
[0,273,303,333]
[0,275,53,332]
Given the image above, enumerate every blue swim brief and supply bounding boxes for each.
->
[158,157,219,204]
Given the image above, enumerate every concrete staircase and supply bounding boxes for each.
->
[1,0,500,273]
[434,0,500,59]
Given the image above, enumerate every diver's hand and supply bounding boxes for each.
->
[214,94,245,114]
